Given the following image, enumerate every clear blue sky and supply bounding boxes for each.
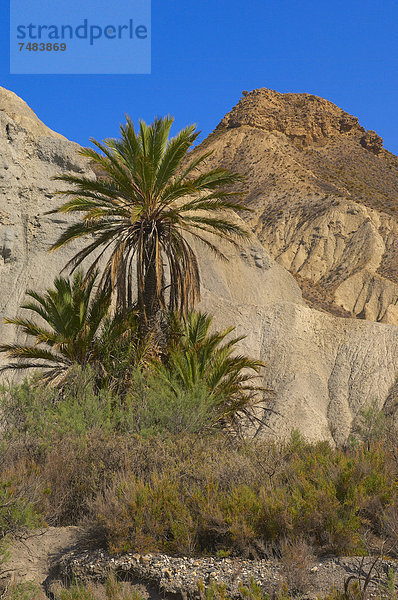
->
[2,0,398,154]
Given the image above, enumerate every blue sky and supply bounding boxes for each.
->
[2,0,398,154]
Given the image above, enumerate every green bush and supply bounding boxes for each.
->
[126,370,222,435]
[3,581,45,600]
[0,477,41,536]
[0,378,111,446]
[0,368,140,447]
[93,433,397,557]
[0,466,43,569]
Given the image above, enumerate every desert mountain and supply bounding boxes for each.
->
[0,85,397,444]
[197,88,398,324]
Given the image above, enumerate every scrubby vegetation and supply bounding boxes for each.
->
[0,372,396,563]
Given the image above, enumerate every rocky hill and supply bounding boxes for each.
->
[198,88,398,324]
[0,85,397,445]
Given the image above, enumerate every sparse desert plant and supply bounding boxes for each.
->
[2,581,45,600]
[348,400,389,450]
[0,367,137,445]
[0,471,42,537]
[0,467,43,572]
[126,370,222,435]
[279,537,315,593]
[51,573,147,600]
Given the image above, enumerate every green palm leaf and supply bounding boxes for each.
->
[0,271,139,387]
[151,311,270,434]
[50,115,249,327]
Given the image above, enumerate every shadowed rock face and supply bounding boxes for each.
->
[199,87,398,325]
[0,85,397,444]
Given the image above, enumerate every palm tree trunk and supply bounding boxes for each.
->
[143,255,160,324]
[140,242,166,350]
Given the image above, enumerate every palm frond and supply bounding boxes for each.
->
[49,116,247,323]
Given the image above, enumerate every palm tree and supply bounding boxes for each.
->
[152,311,267,432]
[48,116,249,329]
[0,271,142,386]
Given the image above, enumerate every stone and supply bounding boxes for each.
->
[161,568,173,579]
[198,87,398,327]
[360,130,383,154]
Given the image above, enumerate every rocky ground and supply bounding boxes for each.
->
[2,528,398,599]
[54,548,398,599]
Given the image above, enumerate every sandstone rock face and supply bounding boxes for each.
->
[360,130,384,155]
[198,88,398,325]
[0,86,397,444]
[218,88,364,148]
[205,297,398,445]
[0,91,90,356]
[0,86,67,140]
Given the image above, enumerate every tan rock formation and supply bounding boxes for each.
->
[0,86,66,140]
[198,88,398,324]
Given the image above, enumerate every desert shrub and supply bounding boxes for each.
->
[259,435,395,553]
[97,472,198,554]
[0,369,134,448]
[279,537,315,593]
[348,400,392,450]
[92,433,397,557]
[3,581,45,600]
[126,370,223,435]
[0,457,43,564]
[38,433,133,525]
[0,473,42,536]
[197,579,272,600]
